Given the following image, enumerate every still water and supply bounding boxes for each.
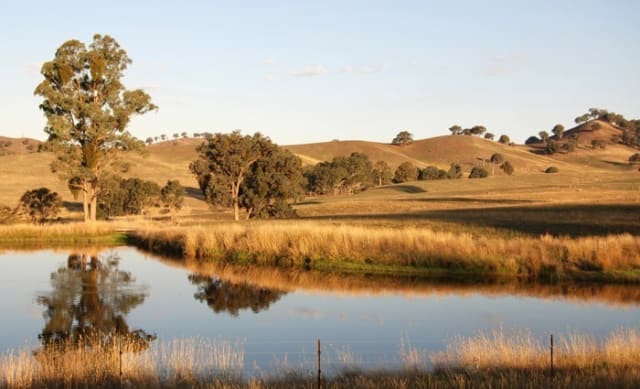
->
[1,247,639,374]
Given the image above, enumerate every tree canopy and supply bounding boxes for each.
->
[34,34,156,222]
[392,130,413,146]
[190,131,304,220]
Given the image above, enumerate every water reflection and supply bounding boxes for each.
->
[37,252,155,350]
[189,274,287,316]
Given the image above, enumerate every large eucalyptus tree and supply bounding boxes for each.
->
[35,34,156,222]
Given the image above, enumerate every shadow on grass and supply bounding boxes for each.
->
[185,186,205,200]
[62,201,83,212]
[390,184,427,194]
[399,197,534,205]
[303,203,640,237]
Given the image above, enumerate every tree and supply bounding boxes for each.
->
[145,137,154,145]
[392,131,413,147]
[173,133,179,139]
[239,148,305,219]
[98,177,160,218]
[34,34,156,222]
[372,160,393,187]
[484,133,495,140]
[393,162,418,183]
[17,188,62,224]
[545,140,559,154]
[552,124,565,140]
[468,167,488,179]
[449,125,462,136]
[498,134,510,144]
[538,131,550,143]
[447,163,463,179]
[525,136,540,145]
[160,134,167,141]
[490,153,504,175]
[160,180,185,211]
[419,165,440,180]
[470,125,487,136]
[181,131,188,138]
[501,160,514,175]
[190,131,276,221]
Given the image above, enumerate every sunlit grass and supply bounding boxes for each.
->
[132,221,640,282]
[3,329,640,388]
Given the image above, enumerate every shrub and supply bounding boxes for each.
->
[545,166,559,173]
[161,180,185,211]
[16,188,62,224]
[525,136,541,145]
[498,134,510,144]
[468,167,489,179]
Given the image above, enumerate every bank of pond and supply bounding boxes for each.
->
[0,247,639,387]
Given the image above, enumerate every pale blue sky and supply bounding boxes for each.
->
[0,0,638,145]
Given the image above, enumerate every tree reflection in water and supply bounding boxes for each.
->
[189,273,287,316]
[37,252,155,351]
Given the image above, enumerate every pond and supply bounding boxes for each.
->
[1,247,639,376]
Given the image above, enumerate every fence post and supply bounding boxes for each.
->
[317,338,322,389]
[550,334,554,378]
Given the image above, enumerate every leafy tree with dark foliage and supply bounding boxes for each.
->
[419,166,440,180]
[17,188,62,224]
[468,167,488,179]
[160,180,185,211]
[305,152,374,195]
[392,130,413,147]
[393,162,419,183]
[372,160,393,187]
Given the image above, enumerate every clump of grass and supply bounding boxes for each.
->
[131,221,640,282]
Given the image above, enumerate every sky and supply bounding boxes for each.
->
[0,0,639,145]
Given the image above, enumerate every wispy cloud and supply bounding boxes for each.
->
[486,51,531,76]
[337,64,388,75]
[288,65,328,77]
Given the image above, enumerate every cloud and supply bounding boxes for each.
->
[339,65,353,73]
[263,57,276,66]
[486,51,531,76]
[288,65,328,77]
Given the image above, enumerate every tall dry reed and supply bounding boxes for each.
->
[131,221,640,281]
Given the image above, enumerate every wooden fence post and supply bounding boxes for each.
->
[317,338,322,389]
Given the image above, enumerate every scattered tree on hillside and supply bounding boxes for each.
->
[17,188,62,224]
[392,131,413,147]
[538,131,550,143]
[305,153,374,195]
[372,160,393,187]
[145,137,154,145]
[449,125,463,136]
[419,166,439,180]
[545,140,559,154]
[484,133,495,140]
[498,134,510,144]
[181,131,188,138]
[525,136,540,145]
[154,136,159,142]
[501,160,514,175]
[447,163,463,179]
[468,167,488,179]
[173,133,179,139]
[552,124,565,140]
[393,162,419,183]
[160,134,167,141]
[34,34,156,222]
[470,125,487,136]
[490,153,504,175]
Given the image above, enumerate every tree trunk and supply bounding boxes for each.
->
[82,187,89,223]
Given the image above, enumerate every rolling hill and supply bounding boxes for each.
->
[0,120,637,215]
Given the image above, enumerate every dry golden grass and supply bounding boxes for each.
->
[3,329,640,388]
[0,337,244,388]
[131,221,640,282]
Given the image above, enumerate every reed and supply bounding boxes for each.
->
[131,221,640,282]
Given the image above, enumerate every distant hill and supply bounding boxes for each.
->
[0,136,41,156]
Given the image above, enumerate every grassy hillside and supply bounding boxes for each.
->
[0,129,637,223]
